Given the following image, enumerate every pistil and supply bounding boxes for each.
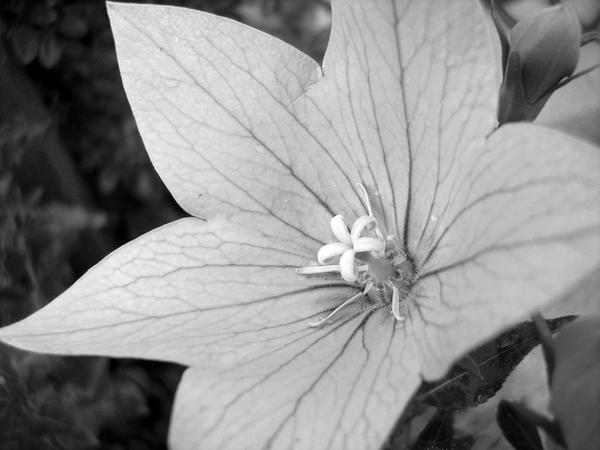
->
[296,184,415,326]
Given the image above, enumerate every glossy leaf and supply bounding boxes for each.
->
[0,1,599,449]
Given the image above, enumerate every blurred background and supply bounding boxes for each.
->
[0,1,330,448]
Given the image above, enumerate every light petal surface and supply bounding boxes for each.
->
[170,322,420,450]
[1,216,423,449]
[0,217,364,366]
[410,123,600,378]
[105,1,361,246]
[294,0,499,240]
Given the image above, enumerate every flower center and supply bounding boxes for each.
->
[297,184,417,327]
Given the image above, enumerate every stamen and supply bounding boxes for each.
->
[391,285,405,321]
[296,264,368,276]
[296,264,341,275]
[308,291,363,327]
[309,282,373,327]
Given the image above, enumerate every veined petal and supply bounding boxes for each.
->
[409,124,600,379]
[295,0,498,240]
[330,215,352,246]
[353,237,385,254]
[0,218,356,367]
[106,2,366,247]
[317,242,351,264]
[1,1,598,450]
[0,216,421,450]
[169,316,421,450]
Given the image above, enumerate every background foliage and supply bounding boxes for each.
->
[0,0,329,448]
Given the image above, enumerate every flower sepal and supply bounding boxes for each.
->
[493,2,585,124]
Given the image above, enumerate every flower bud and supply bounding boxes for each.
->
[496,4,583,125]
[509,4,581,104]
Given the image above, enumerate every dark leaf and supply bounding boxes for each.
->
[419,317,575,409]
[531,313,555,383]
[411,408,455,450]
[27,4,58,27]
[38,32,63,69]
[9,25,40,65]
[497,400,543,450]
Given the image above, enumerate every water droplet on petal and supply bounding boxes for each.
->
[254,143,266,157]
[164,79,179,88]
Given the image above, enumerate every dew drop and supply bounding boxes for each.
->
[164,79,179,88]
[254,143,266,157]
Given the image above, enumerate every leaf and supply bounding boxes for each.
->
[531,313,555,383]
[410,408,455,450]
[0,345,97,448]
[551,315,600,450]
[0,1,599,449]
[419,317,574,410]
[455,346,550,450]
[497,400,543,450]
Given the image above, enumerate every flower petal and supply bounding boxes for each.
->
[169,316,421,450]
[0,218,355,367]
[408,125,600,379]
[294,0,499,239]
[0,216,420,449]
[106,2,365,245]
[317,242,350,264]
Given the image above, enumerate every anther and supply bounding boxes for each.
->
[391,285,405,321]
[295,264,368,276]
